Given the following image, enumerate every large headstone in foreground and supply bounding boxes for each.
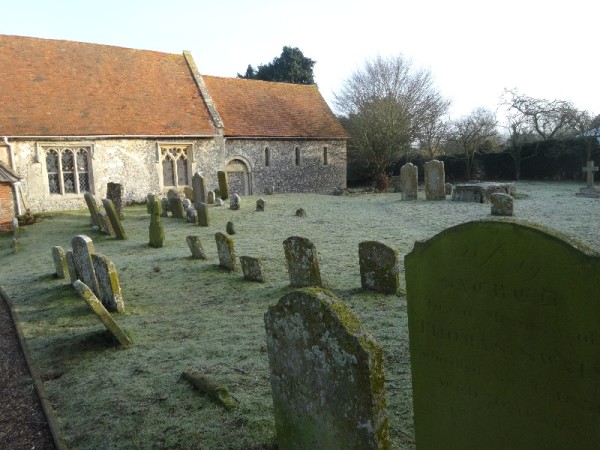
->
[405,220,600,449]
[265,288,389,450]
[358,241,399,294]
[283,236,322,287]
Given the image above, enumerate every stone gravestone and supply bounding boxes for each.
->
[192,172,207,205]
[66,250,79,283]
[196,202,209,227]
[215,232,236,270]
[226,221,235,235]
[239,256,265,282]
[283,236,322,287]
[148,197,164,248]
[84,192,102,228]
[71,235,100,296]
[230,193,241,210]
[264,288,389,450]
[98,212,115,237]
[91,253,124,313]
[169,197,185,219]
[52,246,69,279]
[576,160,600,198]
[256,198,265,211]
[400,162,418,200]
[404,220,600,449]
[106,182,124,219]
[217,170,229,200]
[102,199,126,240]
[490,192,513,216]
[72,280,132,347]
[424,159,445,200]
[358,241,400,294]
[186,235,207,260]
[207,191,215,204]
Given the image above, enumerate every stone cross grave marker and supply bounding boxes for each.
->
[239,256,265,282]
[106,182,124,219]
[404,220,600,449]
[71,235,100,296]
[192,172,207,205]
[92,253,124,313]
[215,232,236,270]
[102,199,126,240]
[424,159,445,200]
[148,196,164,248]
[358,241,400,294]
[217,170,229,200]
[72,280,132,347]
[51,246,69,279]
[186,235,207,260]
[84,192,102,228]
[196,202,209,227]
[582,160,598,187]
[283,236,322,287]
[264,288,389,450]
[400,162,418,200]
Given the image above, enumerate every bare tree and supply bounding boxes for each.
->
[334,55,449,188]
[418,110,451,159]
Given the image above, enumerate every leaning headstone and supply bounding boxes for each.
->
[265,288,389,450]
[230,193,241,210]
[186,235,207,260]
[424,159,445,200]
[196,202,209,227]
[256,198,265,211]
[226,221,235,235]
[283,236,322,287]
[91,253,124,313]
[148,199,164,248]
[52,246,69,279]
[169,197,185,219]
[98,212,115,237]
[217,170,229,200]
[207,191,216,204]
[239,256,265,282]
[71,235,99,296]
[490,192,513,216]
[66,250,79,283]
[358,241,400,294]
[576,160,600,197]
[405,220,600,449]
[102,199,126,239]
[72,280,132,347]
[106,182,124,219]
[84,192,102,228]
[192,172,207,205]
[215,232,236,270]
[400,163,418,200]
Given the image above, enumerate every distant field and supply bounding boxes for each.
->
[1,181,598,449]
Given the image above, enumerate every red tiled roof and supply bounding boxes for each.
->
[0,35,216,136]
[203,76,348,139]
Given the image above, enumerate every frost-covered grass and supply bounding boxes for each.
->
[1,181,599,449]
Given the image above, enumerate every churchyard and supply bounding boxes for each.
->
[1,180,599,449]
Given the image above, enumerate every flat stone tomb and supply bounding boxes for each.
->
[283,236,321,287]
[404,220,600,449]
[264,289,389,449]
[452,182,515,203]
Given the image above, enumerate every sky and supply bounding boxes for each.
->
[2,0,597,125]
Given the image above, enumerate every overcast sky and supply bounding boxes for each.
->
[3,0,597,124]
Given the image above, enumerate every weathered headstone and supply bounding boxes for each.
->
[160,197,170,217]
[84,192,102,228]
[196,202,209,227]
[358,241,400,294]
[265,288,389,450]
[66,250,79,283]
[400,162,418,200]
[71,235,99,296]
[186,235,207,260]
[215,232,236,270]
[186,207,198,224]
[148,198,164,248]
[576,160,600,198]
[266,185,274,195]
[192,172,207,205]
[490,192,513,216]
[256,198,265,211]
[182,198,191,211]
[106,182,124,219]
[239,256,265,282]
[207,191,216,204]
[183,186,194,201]
[169,197,185,219]
[283,236,322,287]
[444,182,453,196]
[102,199,126,240]
[424,159,445,200]
[166,188,179,199]
[215,198,223,207]
[217,170,229,200]
[91,253,124,313]
[230,193,241,210]
[52,246,69,279]
[226,221,235,235]
[72,280,132,347]
[405,220,600,449]
[98,211,115,237]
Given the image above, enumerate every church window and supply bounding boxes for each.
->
[295,147,301,166]
[160,145,191,187]
[45,146,91,195]
[265,147,271,166]
[323,147,328,165]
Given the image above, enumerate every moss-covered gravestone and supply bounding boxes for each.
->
[101,199,126,240]
[148,197,164,248]
[358,241,399,294]
[217,170,229,200]
[72,280,132,347]
[283,236,321,287]
[265,288,389,450]
[239,256,265,282]
[71,235,99,297]
[51,245,69,279]
[186,235,207,260]
[215,232,236,270]
[84,192,102,228]
[405,220,600,449]
[91,253,124,313]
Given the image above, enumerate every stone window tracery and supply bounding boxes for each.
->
[160,146,191,187]
[45,146,91,195]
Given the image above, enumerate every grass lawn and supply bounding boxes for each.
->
[1,181,598,449]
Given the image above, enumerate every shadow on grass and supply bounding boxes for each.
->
[46,329,126,360]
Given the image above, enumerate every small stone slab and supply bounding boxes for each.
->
[84,192,101,228]
[72,280,132,347]
[256,199,265,211]
[102,199,126,240]
[215,232,236,270]
[186,235,207,260]
[424,159,445,200]
[217,170,229,200]
[148,198,164,248]
[91,253,124,313]
[230,193,241,210]
[358,241,400,294]
[239,256,265,282]
[169,197,185,219]
[490,192,513,216]
[265,288,389,449]
[283,236,322,287]
[400,163,418,200]
[52,245,69,279]
[196,202,209,227]
[71,235,99,296]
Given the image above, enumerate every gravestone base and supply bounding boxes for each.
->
[452,182,515,203]
[575,187,600,198]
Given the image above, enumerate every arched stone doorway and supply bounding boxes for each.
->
[225,157,252,195]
